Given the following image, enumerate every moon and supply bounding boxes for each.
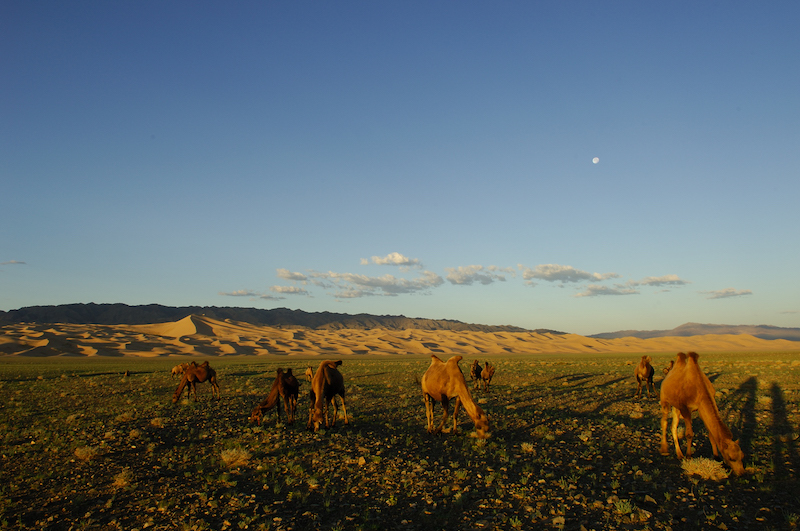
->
[592,157,599,164]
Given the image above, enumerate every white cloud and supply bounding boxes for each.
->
[575,284,639,297]
[219,290,259,297]
[700,288,753,299]
[630,274,690,287]
[520,264,619,284]
[277,268,308,281]
[363,252,422,268]
[1,260,26,265]
[270,286,309,295]
[305,269,444,298]
[333,289,373,299]
[445,265,510,285]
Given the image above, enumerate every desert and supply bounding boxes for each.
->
[3,314,800,359]
[1,313,799,530]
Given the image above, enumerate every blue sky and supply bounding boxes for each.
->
[2,2,798,335]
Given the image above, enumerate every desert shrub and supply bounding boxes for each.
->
[681,457,730,481]
[74,446,99,461]
[220,447,251,469]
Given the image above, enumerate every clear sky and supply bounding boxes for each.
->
[2,2,799,335]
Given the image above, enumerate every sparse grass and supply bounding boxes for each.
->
[1,352,798,530]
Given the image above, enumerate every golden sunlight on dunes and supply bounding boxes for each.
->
[0,314,798,357]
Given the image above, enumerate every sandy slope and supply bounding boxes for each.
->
[1,314,798,357]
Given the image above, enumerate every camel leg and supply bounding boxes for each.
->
[660,402,671,455]
[338,394,348,425]
[329,397,337,428]
[681,409,694,458]
[635,379,642,399]
[283,394,291,424]
[435,398,450,434]
[452,397,462,433]
[424,394,434,432]
[670,407,685,459]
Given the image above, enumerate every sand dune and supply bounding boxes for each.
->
[0,314,798,358]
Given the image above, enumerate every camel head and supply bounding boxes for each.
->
[473,410,490,439]
[721,439,745,476]
[249,406,263,425]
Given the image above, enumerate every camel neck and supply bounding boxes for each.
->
[697,396,733,439]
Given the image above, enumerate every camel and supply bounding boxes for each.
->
[249,368,301,425]
[481,362,495,391]
[307,360,348,431]
[305,365,314,382]
[171,362,189,379]
[421,355,489,439]
[664,360,674,375]
[659,352,745,476]
[469,360,482,390]
[172,361,220,403]
[634,355,655,398]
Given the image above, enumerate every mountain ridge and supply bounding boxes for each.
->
[0,303,550,334]
[589,322,800,342]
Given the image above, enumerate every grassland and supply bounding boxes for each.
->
[1,351,798,530]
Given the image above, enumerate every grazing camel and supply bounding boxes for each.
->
[481,362,495,391]
[171,362,189,379]
[249,368,301,425]
[172,361,220,403]
[634,355,655,398]
[660,352,745,476]
[307,360,348,431]
[305,365,314,382]
[469,360,483,390]
[663,360,674,375]
[421,355,489,439]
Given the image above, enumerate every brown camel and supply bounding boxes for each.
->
[634,355,655,398]
[307,360,348,431]
[469,360,482,390]
[663,360,674,375]
[421,355,489,439]
[172,361,220,403]
[481,362,495,391]
[249,368,301,425]
[171,362,189,379]
[659,352,745,475]
[305,365,314,382]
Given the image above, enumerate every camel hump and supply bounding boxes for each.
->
[688,351,700,362]
[334,360,342,367]
[429,354,443,363]
[451,355,463,364]
[676,352,687,362]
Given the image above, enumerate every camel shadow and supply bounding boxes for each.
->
[722,376,758,457]
[769,382,799,480]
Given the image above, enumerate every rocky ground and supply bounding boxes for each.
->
[1,352,798,530]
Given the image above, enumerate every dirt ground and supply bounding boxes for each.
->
[1,352,798,530]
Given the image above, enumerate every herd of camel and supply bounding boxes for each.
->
[170,351,745,476]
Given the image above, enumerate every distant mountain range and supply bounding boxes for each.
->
[589,322,800,342]
[0,303,547,334]
[2,304,798,342]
